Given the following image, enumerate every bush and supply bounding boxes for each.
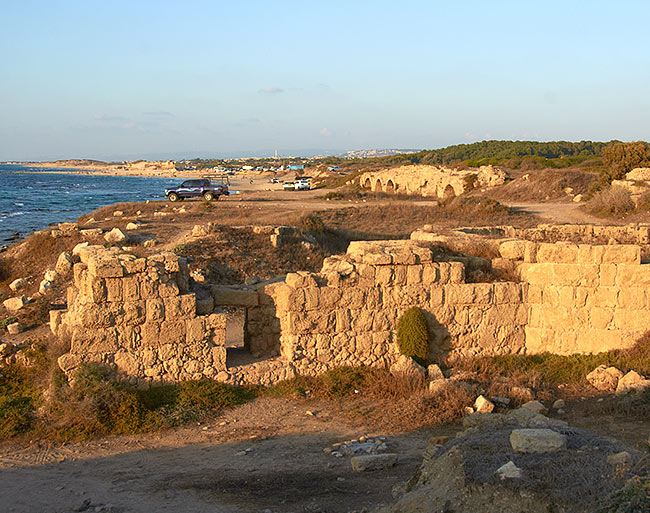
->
[586,186,635,217]
[176,379,255,410]
[397,307,430,364]
[300,214,325,233]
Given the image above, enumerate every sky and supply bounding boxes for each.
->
[2,0,650,161]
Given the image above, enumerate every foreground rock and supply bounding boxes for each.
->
[586,365,624,392]
[3,296,26,312]
[104,228,128,244]
[381,408,638,513]
[615,370,650,394]
[510,428,567,453]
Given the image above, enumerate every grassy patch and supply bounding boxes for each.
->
[585,186,635,218]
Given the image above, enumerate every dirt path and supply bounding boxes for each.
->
[0,397,457,513]
[502,201,609,225]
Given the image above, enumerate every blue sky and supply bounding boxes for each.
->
[2,0,650,160]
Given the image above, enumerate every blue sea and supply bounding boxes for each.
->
[0,164,181,242]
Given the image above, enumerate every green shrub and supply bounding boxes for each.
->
[397,307,430,364]
[0,317,17,328]
[316,367,369,398]
[300,214,325,233]
[176,379,255,410]
[598,477,650,513]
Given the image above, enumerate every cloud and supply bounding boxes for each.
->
[260,87,284,94]
[143,110,174,117]
[320,127,332,137]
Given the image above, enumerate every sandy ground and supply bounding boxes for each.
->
[0,397,458,513]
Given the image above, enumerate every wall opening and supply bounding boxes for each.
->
[385,179,396,193]
[443,184,456,199]
[375,179,382,192]
[223,307,250,367]
[363,177,372,189]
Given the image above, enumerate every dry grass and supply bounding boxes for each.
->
[585,186,635,217]
[488,169,598,202]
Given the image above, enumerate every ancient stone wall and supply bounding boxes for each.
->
[359,165,506,198]
[52,245,227,385]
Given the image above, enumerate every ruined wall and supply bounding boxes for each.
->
[52,246,227,385]
[359,165,506,198]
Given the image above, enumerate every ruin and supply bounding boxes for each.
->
[359,164,507,198]
[52,223,650,386]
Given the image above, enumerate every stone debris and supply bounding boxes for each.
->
[351,453,398,472]
[615,370,650,394]
[510,428,567,454]
[0,342,15,356]
[3,296,26,312]
[113,210,124,217]
[389,354,426,381]
[125,222,140,230]
[39,279,53,294]
[586,365,624,392]
[9,278,27,292]
[104,228,128,244]
[44,269,57,282]
[80,228,103,238]
[427,363,445,381]
[326,437,389,457]
[55,251,74,276]
[496,460,522,479]
[474,395,495,413]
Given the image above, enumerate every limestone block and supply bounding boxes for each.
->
[321,256,356,275]
[319,287,342,309]
[122,276,141,301]
[49,309,66,335]
[350,453,397,471]
[493,283,522,304]
[617,264,650,287]
[406,265,423,285]
[525,326,555,353]
[586,365,623,392]
[445,283,492,305]
[614,309,650,331]
[119,255,146,274]
[58,353,81,373]
[422,264,440,285]
[285,272,318,289]
[9,278,27,292]
[196,297,214,315]
[114,351,141,376]
[71,327,118,353]
[104,228,129,244]
[375,266,394,285]
[589,307,614,329]
[523,242,538,263]
[363,252,393,265]
[526,284,543,304]
[3,296,26,312]
[87,255,124,278]
[510,428,567,453]
[157,278,180,298]
[55,252,74,276]
[123,301,145,326]
[140,277,159,299]
[616,370,650,394]
[303,287,320,311]
[499,240,526,260]
[474,395,495,413]
[599,264,617,286]
[449,262,465,283]
[598,245,640,265]
[618,288,646,309]
[158,320,185,344]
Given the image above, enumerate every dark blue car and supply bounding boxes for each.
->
[165,179,229,202]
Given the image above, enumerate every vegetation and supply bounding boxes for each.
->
[396,307,430,364]
[602,141,650,180]
[300,214,325,233]
[585,186,635,217]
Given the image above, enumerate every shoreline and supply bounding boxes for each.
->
[8,164,203,179]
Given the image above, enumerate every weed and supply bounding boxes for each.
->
[300,214,325,234]
[0,317,17,328]
[586,186,635,218]
[598,476,650,513]
[172,244,187,255]
[176,379,255,410]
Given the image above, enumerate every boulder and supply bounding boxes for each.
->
[125,222,140,230]
[615,371,650,394]
[72,242,90,257]
[104,228,128,244]
[474,395,495,413]
[44,270,57,282]
[0,342,14,356]
[351,453,398,472]
[9,278,27,292]
[586,365,623,392]
[510,428,567,454]
[390,355,426,381]
[552,399,565,410]
[39,279,53,294]
[113,210,124,217]
[3,296,26,312]
[607,451,632,466]
[55,251,74,276]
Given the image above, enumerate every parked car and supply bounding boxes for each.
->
[283,181,295,190]
[294,179,311,190]
[165,178,229,202]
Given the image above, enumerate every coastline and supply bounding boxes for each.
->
[11,162,203,179]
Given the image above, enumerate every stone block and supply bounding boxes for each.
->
[616,370,650,394]
[123,301,145,326]
[212,286,259,307]
[599,264,617,286]
[617,264,650,286]
[449,262,465,283]
[618,288,646,309]
[285,272,318,289]
[159,320,185,344]
[87,255,124,278]
[599,245,640,264]
[3,296,26,312]
[105,278,122,302]
[589,307,614,329]
[376,266,394,285]
[146,298,165,322]
[351,453,397,471]
[586,365,623,392]
[157,278,180,298]
[510,428,567,453]
[523,242,538,263]
[499,240,526,260]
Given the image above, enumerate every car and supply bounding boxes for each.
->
[294,179,310,190]
[165,178,229,202]
[283,181,295,190]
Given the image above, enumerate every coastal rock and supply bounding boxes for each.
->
[587,365,624,392]
[104,228,128,244]
[81,228,103,238]
[125,222,140,231]
[113,210,124,217]
[44,270,57,282]
[9,278,27,292]
[3,296,26,312]
[57,222,78,232]
[72,242,90,257]
[39,279,53,294]
[510,428,567,454]
[521,400,548,415]
[55,252,74,276]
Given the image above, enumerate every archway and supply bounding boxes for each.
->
[363,177,372,189]
[375,179,382,192]
[442,184,456,199]
[385,179,396,194]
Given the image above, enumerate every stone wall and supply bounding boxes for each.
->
[52,245,227,385]
[359,165,506,198]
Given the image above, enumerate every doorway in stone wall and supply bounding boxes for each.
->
[223,307,251,367]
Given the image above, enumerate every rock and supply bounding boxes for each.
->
[428,379,447,393]
[573,194,583,202]
[125,222,140,230]
[521,400,548,415]
[0,342,14,356]
[510,386,534,401]
[351,453,398,471]
[587,365,624,392]
[492,396,510,406]
[80,228,103,238]
[39,279,53,294]
[607,451,632,467]
[72,242,90,256]
[510,428,567,454]
[496,461,522,479]
[616,370,650,394]
[427,364,445,381]
[474,395,495,413]
[58,222,78,232]
[44,269,57,282]
[104,228,128,244]
[9,278,27,292]
[192,224,213,237]
[196,298,214,315]
[552,399,565,410]
[113,210,124,217]
[6,322,22,335]
[55,251,74,276]
[390,355,426,381]
[143,239,156,248]
[464,406,475,415]
[3,296,26,312]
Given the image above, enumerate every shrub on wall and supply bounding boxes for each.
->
[397,307,430,364]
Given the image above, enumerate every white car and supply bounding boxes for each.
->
[294,180,310,190]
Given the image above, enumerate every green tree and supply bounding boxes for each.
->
[602,141,650,180]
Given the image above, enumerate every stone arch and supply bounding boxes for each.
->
[385,179,396,194]
[363,177,372,189]
[442,184,456,199]
[375,179,382,192]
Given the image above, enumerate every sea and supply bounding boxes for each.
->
[0,164,181,242]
